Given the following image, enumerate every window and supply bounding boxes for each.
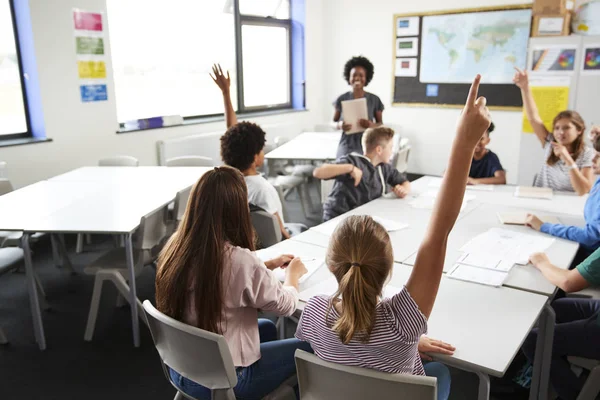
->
[0,0,29,138]
[108,0,299,126]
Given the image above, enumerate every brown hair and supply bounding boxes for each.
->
[548,111,586,166]
[594,135,600,152]
[155,166,255,333]
[361,126,395,154]
[326,215,393,344]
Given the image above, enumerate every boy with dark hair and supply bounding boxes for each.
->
[314,126,411,221]
[468,122,507,185]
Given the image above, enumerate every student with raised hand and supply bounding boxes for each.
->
[522,249,600,400]
[210,64,291,239]
[156,166,311,400]
[333,56,384,158]
[314,126,411,221]
[296,75,491,400]
[525,136,600,257]
[513,67,595,195]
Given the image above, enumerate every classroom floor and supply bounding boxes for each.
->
[0,176,528,400]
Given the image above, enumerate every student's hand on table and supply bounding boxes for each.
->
[358,119,373,129]
[551,142,575,164]
[529,252,551,270]
[266,254,295,270]
[512,67,529,90]
[466,177,478,185]
[210,63,230,93]
[525,214,543,231]
[349,166,363,187]
[286,258,308,279]
[418,336,456,361]
[456,75,491,146]
[393,184,408,198]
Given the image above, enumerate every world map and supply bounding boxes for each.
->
[419,9,531,84]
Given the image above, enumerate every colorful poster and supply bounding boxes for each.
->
[522,79,570,134]
[531,46,577,72]
[80,84,108,102]
[581,45,600,75]
[73,10,103,31]
[77,60,106,79]
[76,37,104,55]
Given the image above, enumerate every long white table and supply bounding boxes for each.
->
[264,132,341,162]
[0,166,210,350]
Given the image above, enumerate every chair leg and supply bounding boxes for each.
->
[76,234,84,253]
[110,273,148,328]
[34,272,46,298]
[84,273,108,341]
[0,327,7,345]
[115,293,127,308]
[85,234,92,245]
[578,366,600,400]
[173,392,185,400]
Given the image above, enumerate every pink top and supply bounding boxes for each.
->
[183,245,298,367]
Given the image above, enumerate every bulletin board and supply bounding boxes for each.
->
[392,4,532,110]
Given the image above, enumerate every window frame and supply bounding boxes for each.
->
[1,0,32,141]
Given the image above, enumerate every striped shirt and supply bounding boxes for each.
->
[533,135,594,192]
[295,287,427,375]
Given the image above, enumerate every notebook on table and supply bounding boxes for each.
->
[497,212,560,225]
[515,186,553,200]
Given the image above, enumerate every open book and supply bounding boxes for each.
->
[497,212,560,225]
[515,186,553,200]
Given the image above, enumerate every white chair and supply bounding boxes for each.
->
[393,145,411,174]
[98,155,139,167]
[165,156,214,167]
[167,187,192,235]
[568,356,600,400]
[251,209,282,249]
[0,178,45,248]
[0,178,12,196]
[83,205,168,341]
[320,179,334,205]
[294,350,437,400]
[142,300,297,400]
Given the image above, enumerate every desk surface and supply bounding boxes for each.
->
[265,132,341,161]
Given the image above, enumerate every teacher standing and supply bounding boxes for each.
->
[333,56,384,158]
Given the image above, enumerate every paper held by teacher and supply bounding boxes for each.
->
[341,98,368,134]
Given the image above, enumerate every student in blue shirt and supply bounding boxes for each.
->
[526,136,600,253]
[468,122,506,185]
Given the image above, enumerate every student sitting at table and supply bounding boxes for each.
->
[296,75,492,400]
[211,64,298,240]
[526,136,600,259]
[523,250,600,400]
[156,166,312,400]
[314,126,411,222]
[514,67,595,195]
[468,122,506,185]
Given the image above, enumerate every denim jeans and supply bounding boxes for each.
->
[169,319,313,400]
[522,298,600,400]
[423,361,451,400]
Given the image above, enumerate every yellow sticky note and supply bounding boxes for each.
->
[77,60,106,79]
[522,86,569,134]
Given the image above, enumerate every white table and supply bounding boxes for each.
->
[264,132,341,161]
[0,167,210,350]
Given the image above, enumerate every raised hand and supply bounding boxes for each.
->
[512,67,529,90]
[210,63,230,93]
[456,74,492,147]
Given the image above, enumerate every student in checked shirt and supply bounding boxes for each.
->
[296,75,492,400]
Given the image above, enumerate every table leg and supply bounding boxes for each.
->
[21,233,46,350]
[56,234,74,274]
[529,304,555,400]
[50,234,61,267]
[125,233,140,347]
[476,372,490,400]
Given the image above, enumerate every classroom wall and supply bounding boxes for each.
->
[320,0,534,184]
[0,0,327,188]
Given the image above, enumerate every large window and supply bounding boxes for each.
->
[107,0,296,125]
[0,0,29,138]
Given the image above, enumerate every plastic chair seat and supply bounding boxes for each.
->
[270,175,305,189]
[0,248,24,275]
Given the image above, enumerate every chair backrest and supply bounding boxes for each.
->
[313,124,337,132]
[0,178,14,196]
[142,300,238,394]
[173,187,192,222]
[294,350,437,400]
[394,145,411,173]
[250,209,282,248]
[156,131,223,166]
[320,179,335,204]
[135,205,169,253]
[98,156,139,167]
[166,156,214,167]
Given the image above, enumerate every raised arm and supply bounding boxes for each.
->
[406,75,491,318]
[210,64,237,128]
[513,67,549,146]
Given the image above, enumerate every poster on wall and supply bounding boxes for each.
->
[531,45,577,73]
[522,77,570,134]
[581,45,600,75]
[73,9,108,102]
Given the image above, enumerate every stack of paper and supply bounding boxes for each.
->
[515,186,553,200]
[341,98,368,134]
[312,215,409,236]
[447,264,508,287]
[497,212,560,225]
[272,258,326,284]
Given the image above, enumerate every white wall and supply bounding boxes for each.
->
[0,0,327,188]
[320,0,533,184]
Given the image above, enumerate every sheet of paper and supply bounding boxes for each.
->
[312,215,408,236]
[515,186,553,200]
[428,177,493,192]
[272,258,326,284]
[341,98,368,134]
[409,189,474,212]
[456,253,514,272]
[460,228,554,265]
[447,264,508,287]
[298,276,339,302]
[497,212,560,225]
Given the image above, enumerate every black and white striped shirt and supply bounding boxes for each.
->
[295,287,427,375]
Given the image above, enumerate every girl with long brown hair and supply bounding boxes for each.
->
[514,67,595,195]
[155,166,311,400]
[296,75,493,400]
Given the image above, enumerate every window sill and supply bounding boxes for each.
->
[0,137,53,148]
[116,108,309,134]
